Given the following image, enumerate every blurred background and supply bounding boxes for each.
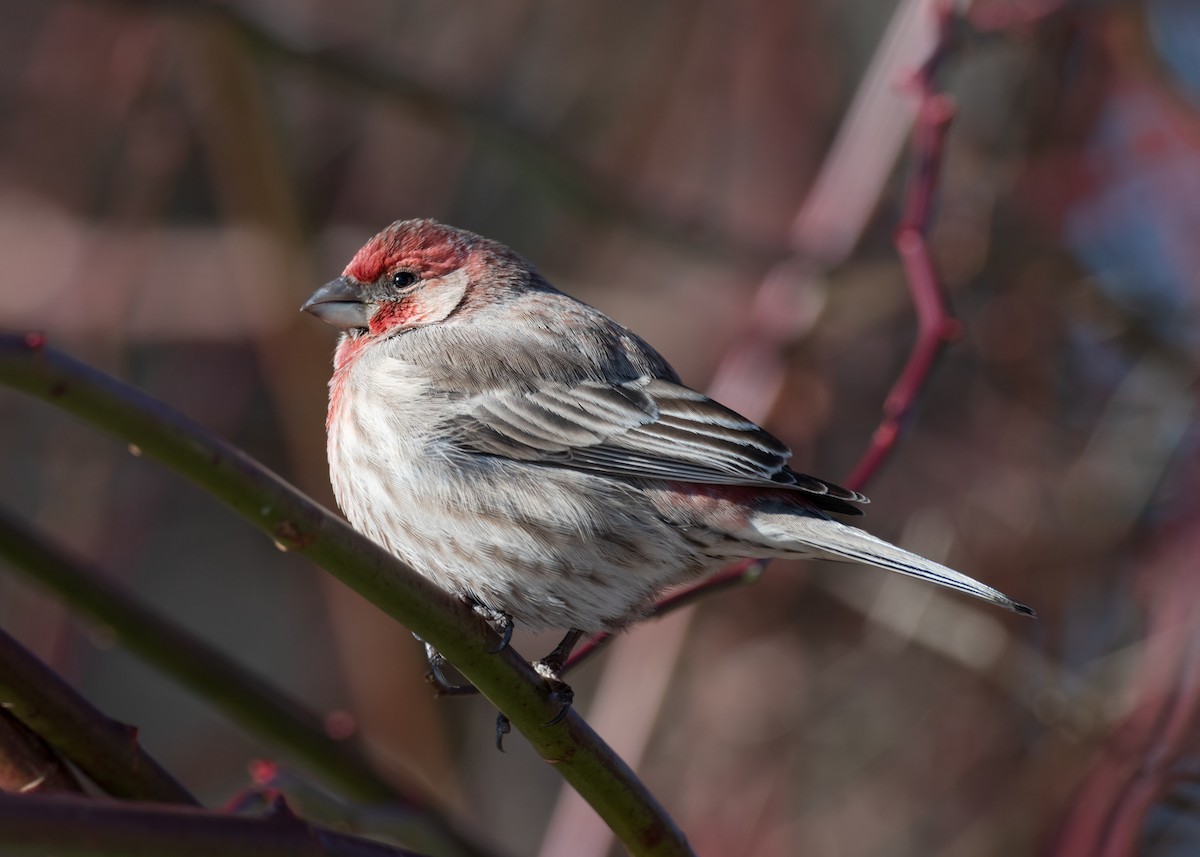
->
[2,0,1200,854]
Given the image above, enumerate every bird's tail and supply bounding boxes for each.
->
[751,509,1035,616]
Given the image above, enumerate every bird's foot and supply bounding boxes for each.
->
[471,603,514,654]
[538,628,583,677]
[538,675,575,727]
[493,629,584,749]
[423,627,584,748]
[533,629,583,726]
[419,639,478,697]
[495,713,511,751]
[493,681,572,751]
[418,603,514,696]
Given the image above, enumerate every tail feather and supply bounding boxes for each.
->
[753,511,1035,616]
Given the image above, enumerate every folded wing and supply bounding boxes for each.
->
[451,377,867,514]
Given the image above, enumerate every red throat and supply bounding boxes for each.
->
[367,298,419,335]
[328,335,370,431]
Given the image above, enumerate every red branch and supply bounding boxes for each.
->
[845,1,961,492]
[563,2,965,676]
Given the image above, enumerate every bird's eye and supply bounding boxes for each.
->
[391,271,419,289]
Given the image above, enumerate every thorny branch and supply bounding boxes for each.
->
[0,624,196,804]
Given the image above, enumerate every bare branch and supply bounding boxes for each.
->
[0,507,497,857]
[0,790,428,857]
[0,624,195,804]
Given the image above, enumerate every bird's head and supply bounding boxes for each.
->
[302,219,514,338]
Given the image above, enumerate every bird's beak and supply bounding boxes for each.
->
[301,276,371,330]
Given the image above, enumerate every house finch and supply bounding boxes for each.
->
[303,219,1032,680]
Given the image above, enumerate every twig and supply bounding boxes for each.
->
[0,790,427,857]
[844,1,961,492]
[0,333,693,857]
[0,624,196,804]
[0,507,495,857]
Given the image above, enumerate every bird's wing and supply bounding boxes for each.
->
[450,377,867,510]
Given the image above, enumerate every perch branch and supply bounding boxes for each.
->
[0,333,692,857]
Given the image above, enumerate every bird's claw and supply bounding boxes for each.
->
[489,619,514,654]
[423,626,583,749]
[544,680,574,726]
[493,677,571,752]
[425,673,480,697]
[495,713,511,751]
[420,639,477,696]
[531,628,582,727]
[472,604,514,654]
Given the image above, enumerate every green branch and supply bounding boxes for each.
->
[0,333,693,857]
[0,790,427,857]
[0,625,195,804]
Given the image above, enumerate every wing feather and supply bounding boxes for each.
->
[451,377,868,511]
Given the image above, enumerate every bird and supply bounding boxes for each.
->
[302,218,1033,704]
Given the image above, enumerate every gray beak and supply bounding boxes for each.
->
[301,276,371,330]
